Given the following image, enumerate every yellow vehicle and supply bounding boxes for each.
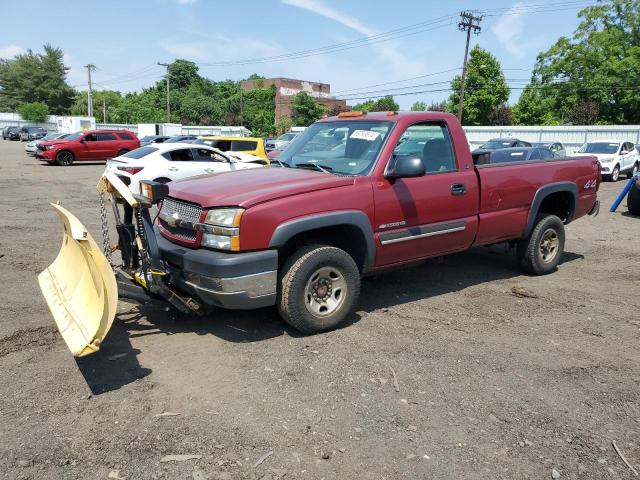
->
[200,136,269,162]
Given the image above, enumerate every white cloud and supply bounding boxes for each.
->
[0,44,26,59]
[491,2,527,57]
[280,0,425,78]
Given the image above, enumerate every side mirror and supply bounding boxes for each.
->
[79,138,85,143]
[385,155,426,180]
[620,150,628,155]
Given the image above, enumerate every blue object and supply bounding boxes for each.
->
[610,174,639,212]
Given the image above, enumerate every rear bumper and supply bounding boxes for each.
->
[588,200,600,217]
[155,228,278,309]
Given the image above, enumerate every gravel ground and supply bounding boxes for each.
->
[0,139,639,480]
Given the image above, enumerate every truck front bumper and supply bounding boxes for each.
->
[155,228,278,310]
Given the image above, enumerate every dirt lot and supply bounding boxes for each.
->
[0,139,639,480]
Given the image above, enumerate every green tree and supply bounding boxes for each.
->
[168,59,200,90]
[352,100,375,112]
[522,0,640,124]
[446,45,510,125]
[18,102,49,122]
[275,116,293,135]
[488,104,513,126]
[290,92,326,126]
[353,96,399,113]
[0,45,75,114]
[411,101,426,111]
[512,84,557,125]
[70,90,123,122]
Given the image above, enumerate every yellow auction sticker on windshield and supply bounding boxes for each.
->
[350,130,380,141]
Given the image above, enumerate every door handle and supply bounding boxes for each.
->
[168,167,179,172]
[451,183,467,196]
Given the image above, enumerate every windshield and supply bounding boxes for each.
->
[278,133,296,141]
[42,133,61,140]
[122,146,158,159]
[277,120,393,176]
[579,142,619,154]
[140,136,157,142]
[64,132,84,141]
[481,139,515,150]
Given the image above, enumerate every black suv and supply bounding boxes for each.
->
[19,126,48,141]
[2,126,21,140]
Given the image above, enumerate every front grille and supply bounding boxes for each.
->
[158,197,203,243]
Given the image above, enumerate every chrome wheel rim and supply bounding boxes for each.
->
[304,266,347,317]
[59,152,72,165]
[612,167,619,181]
[539,228,559,263]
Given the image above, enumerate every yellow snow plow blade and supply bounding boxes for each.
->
[38,203,118,357]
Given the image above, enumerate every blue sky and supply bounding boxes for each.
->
[0,0,588,109]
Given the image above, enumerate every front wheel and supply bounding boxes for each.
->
[55,150,74,166]
[610,165,620,182]
[278,245,360,334]
[516,214,565,275]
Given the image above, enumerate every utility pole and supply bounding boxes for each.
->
[457,11,482,122]
[84,64,96,117]
[158,62,170,122]
[102,98,106,123]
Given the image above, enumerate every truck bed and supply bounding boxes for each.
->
[473,155,600,246]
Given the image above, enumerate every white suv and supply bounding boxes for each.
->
[577,140,639,181]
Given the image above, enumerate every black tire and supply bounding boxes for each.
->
[55,150,74,166]
[609,165,620,182]
[516,214,565,275]
[628,181,640,216]
[117,149,129,157]
[626,162,639,179]
[153,177,171,184]
[278,245,360,334]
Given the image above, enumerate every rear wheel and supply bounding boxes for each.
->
[628,181,640,216]
[516,214,565,275]
[55,150,74,166]
[626,162,639,179]
[117,149,129,157]
[278,245,360,334]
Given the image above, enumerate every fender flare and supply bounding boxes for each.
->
[269,210,375,272]
[524,181,578,237]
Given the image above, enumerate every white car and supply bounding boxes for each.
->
[24,133,68,156]
[105,143,265,194]
[576,139,639,181]
[265,132,298,151]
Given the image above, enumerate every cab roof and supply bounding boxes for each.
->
[323,110,458,123]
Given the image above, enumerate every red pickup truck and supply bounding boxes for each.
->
[37,129,139,166]
[142,111,599,334]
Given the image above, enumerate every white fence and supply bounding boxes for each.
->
[463,125,640,154]
[95,123,138,133]
[94,124,250,137]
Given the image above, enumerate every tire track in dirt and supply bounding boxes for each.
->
[0,326,59,357]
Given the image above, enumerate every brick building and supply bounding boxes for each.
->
[240,77,349,123]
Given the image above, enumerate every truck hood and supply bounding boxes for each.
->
[168,167,355,208]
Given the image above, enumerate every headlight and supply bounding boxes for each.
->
[44,145,56,150]
[204,208,243,227]
[599,157,613,163]
[202,207,243,251]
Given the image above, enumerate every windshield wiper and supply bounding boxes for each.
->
[271,159,289,168]
[293,162,333,173]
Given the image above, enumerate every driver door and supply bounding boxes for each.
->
[373,122,479,266]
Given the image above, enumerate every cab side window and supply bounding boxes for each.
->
[97,133,117,141]
[84,133,98,142]
[393,123,457,174]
